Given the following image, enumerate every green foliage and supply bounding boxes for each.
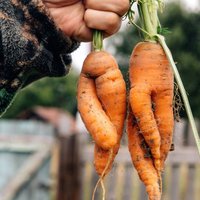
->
[3,3,200,119]
[109,2,200,118]
[3,70,78,118]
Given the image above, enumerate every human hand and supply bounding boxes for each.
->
[43,0,129,41]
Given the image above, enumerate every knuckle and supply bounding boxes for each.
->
[105,14,121,34]
[84,10,121,35]
[117,0,130,16]
[83,0,91,8]
[84,10,92,27]
[107,14,119,27]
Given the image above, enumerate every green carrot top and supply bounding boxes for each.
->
[93,30,104,51]
[126,0,164,41]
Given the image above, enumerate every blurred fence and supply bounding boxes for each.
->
[79,119,200,200]
[0,119,200,200]
[0,120,55,200]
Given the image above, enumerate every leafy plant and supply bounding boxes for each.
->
[2,70,79,118]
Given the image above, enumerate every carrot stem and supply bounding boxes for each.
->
[93,30,103,51]
[137,0,158,41]
[157,34,200,155]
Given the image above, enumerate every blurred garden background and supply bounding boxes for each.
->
[0,1,200,200]
[1,1,200,119]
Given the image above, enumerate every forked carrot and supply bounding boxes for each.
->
[126,1,174,199]
[77,74,118,150]
[77,49,126,153]
[77,30,126,199]
[127,109,161,200]
[129,41,174,171]
[93,53,126,175]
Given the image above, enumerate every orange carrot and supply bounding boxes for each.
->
[77,73,117,150]
[127,109,161,200]
[129,42,174,171]
[125,1,174,199]
[93,54,126,175]
[77,50,126,175]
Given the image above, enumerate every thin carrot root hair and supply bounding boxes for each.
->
[92,149,114,200]
[173,82,184,122]
[157,171,162,194]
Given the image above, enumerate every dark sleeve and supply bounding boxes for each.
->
[0,0,80,115]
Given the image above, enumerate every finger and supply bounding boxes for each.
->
[153,90,174,170]
[44,0,80,8]
[84,9,121,36]
[84,0,130,16]
[72,23,93,41]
